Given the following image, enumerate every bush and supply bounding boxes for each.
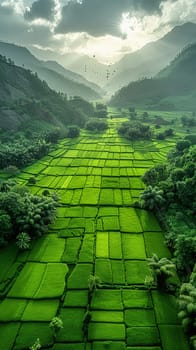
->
[67,125,80,138]
[147,254,175,290]
[49,317,63,338]
[118,121,152,140]
[85,119,108,132]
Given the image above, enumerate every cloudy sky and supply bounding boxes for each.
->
[0,0,196,64]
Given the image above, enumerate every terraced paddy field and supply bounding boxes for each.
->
[0,119,190,350]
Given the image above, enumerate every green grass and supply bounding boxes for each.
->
[119,208,142,232]
[127,327,160,346]
[88,323,125,341]
[122,290,153,309]
[8,263,68,298]
[144,232,171,258]
[111,260,125,284]
[152,291,179,325]
[63,290,88,307]
[21,299,59,321]
[159,326,190,350]
[80,188,100,205]
[137,210,161,231]
[91,311,124,323]
[92,342,126,350]
[125,261,151,285]
[96,232,109,258]
[0,116,188,350]
[0,299,27,321]
[79,234,95,262]
[28,234,65,262]
[91,290,123,310]
[122,234,146,259]
[0,323,20,350]
[57,308,85,342]
[124,309,156,326]
[61,237,82,263]
[14,322,53,349]
[109,232,122,259]
[52,344,85,350]
[95,259,113,284]
[67,263,93,289]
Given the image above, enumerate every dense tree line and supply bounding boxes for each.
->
[85,118,108,132]
[118,121,152,140]
[140,140,196,347]
[140,140,196,275]
[0,128,63,169]
[0,180,57,248]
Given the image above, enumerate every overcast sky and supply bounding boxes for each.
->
[0,0,196,64]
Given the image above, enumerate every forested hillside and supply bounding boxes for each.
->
[0,55,90,130]
[0,42,102,100]
[110,43,196,110]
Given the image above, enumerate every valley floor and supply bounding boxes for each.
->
[0,119,190,350]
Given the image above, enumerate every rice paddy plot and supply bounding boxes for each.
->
[0,117,189,350]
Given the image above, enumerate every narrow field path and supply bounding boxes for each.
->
[0,119,190,350]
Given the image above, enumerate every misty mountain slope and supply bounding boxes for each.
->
[110,43,196,109]
[0,56,87,130]
[44,60,104,95]
[58,52,108,87]
[106,22,196,93]
[0,41,101,100]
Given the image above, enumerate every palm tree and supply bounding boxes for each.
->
[147,254,175,290]
[88,274,102,292]
[140,185,165,211]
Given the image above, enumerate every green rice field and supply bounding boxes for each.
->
[0,119,190,350]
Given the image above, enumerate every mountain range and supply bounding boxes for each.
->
[105,22,196,93]
[0,41,103,101]
[110,42,196,110]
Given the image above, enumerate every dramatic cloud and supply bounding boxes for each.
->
[0,0,196,64]
[56,0,166,37]
[24,0,56,21]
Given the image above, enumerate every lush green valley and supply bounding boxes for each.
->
[0,114,193,350]
[0,17,196,350]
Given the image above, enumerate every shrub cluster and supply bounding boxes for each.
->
[0,180,57,247]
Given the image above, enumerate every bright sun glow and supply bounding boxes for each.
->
[120,13,132,36]
[120,13,143,37]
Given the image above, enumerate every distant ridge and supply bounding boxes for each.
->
[110,42,196,110]
[0,41,103,100]
[106,22,196,93]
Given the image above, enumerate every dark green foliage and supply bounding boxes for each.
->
[142,142,196,278]
[140,186,165,211]
[69,96,94,117]
[174,231,196,273]
[94,103,108,118]
[178,282,196,334]
[147,254,175,290]
[0,138,50,169]
[118,121,152,141]
[67,125,80,138]
[0,180,57,245]
[142,164,168,186]
[156,128,175,140]
[0,210,13,245]
[28,177,36,185]
[16,232,31,250]
[85,119,108,132]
